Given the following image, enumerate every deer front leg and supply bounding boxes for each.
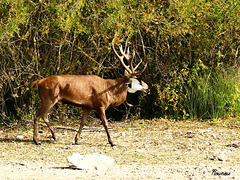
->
[75,108,91,145]
[97,107,115,147]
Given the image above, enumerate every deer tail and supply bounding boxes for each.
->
[31,80,40,88]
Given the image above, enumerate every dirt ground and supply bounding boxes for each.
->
[0,119,240,180]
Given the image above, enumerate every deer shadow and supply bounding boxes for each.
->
[0,137,54,144]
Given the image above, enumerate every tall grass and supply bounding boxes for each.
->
[184,67,240,119]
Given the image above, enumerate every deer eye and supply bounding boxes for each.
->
[125,82,131,88]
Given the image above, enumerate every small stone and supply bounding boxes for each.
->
[136,149,143,153]
[200,129,212,133]
[217,151,228,161]
[16,135,24,139]
[199,163,206,167]
[209,150,230,161]
[121,132,126,137]
[211,134,217,139]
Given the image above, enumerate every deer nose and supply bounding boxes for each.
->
[142,88,150,95]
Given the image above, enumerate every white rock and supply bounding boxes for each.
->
[16,135,24,139]
[217,150,231,161]
[198,163,206,167]
[136,149,143,153]
[211,134,217,139]
[209,150,231,161]
[121,132,126,137]
[67,153,115,170]
[200,129,212,133]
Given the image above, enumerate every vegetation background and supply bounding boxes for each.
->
[0,0,239,127]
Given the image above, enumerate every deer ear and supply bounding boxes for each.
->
[141,80,148,89]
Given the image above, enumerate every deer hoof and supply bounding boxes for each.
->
[110,143,116,147]
[34,141,41,145]
[52,136,57,141]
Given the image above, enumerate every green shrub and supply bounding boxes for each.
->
[184,66,240,119]
[153,63,240,120]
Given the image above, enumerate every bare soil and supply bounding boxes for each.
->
[0,119,240,179]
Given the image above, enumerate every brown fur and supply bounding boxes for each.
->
[32,74,130,146]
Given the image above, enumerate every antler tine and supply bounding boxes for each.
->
[134,58,142,71]
[112,42,132,74]
[121,44,135,74]
[124,40,128,53]
[129,50,135,73]
[119,45,131,60]
[112,43,121,60]
[127,47,130,62]
[119,45,124,55]
[134,62,148,76]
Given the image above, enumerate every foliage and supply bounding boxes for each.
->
[0,0,239,125]
[185,65,240,119]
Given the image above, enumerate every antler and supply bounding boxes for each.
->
[112,43,132,75]
[112,40,146,76]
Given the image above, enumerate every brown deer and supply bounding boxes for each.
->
[31,42,148,146]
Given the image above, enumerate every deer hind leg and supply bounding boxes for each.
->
[33,113,41,145]
[97,107,115,147]
[33,103,57,145]
[43,113,56,140]
[75,107,91,145]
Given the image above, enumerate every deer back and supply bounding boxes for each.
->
[34,74,130,110]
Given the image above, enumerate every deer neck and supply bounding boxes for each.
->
[106,76,130,107]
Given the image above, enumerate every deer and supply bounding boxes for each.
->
[31,41,148,146]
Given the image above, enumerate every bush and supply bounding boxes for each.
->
[153,63,240,120]
[184,65,240,119]
[0,0,239,125]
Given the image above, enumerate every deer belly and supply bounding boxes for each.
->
[61,98,93,108]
